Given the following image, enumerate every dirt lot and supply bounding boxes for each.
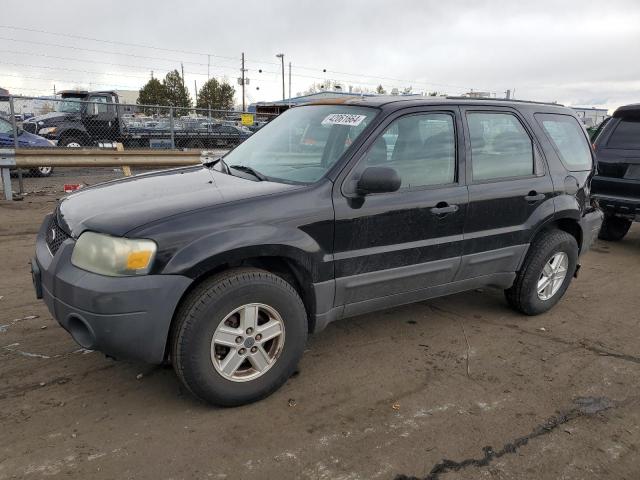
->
[1,170,640,480]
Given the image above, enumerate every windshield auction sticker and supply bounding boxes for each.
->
[321,113,367,127]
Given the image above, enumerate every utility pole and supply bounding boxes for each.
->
[181,62,185,90]
[276,53,285,101]
[288,61,292,103]
[241,52,246,111]
[194,80,198,105]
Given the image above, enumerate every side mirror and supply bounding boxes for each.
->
[356,166,401,195]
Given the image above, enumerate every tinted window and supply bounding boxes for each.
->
[357,113,456,189]
[608,117,640,149]
[536,113,593,171]
[468,113,534,181]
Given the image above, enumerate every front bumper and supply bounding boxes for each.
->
[32,214,191,364]
[579,209,603,254]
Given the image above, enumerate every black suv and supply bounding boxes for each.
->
[592,103,640,240]
[31,97,602,406]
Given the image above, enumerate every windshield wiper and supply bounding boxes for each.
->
[229,165,268,181]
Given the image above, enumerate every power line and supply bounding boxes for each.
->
[0,25,479,92]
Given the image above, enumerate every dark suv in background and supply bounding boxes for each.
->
[592,103,640,240]
[32,97,601,406]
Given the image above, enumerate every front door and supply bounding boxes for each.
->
[332,107,468,314]
[84,94,119,142]
[456,107,555,280]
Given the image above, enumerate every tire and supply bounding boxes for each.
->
[30,166,54,177]
[171,268,307,406]
[60,136,84,148]
[505,229,578,316]
[598,214,632,241]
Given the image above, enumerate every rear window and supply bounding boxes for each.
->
[607,117,640,149]
[536,113,593,171]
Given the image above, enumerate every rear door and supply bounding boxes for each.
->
[332,106,468,314]
[457,107,554,280]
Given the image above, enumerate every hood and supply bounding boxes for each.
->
[18,130,51,147]
[28,111,80,125]
[57,166,298,237]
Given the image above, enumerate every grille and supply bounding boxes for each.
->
[22,122,38,135]
[45,216,71,256]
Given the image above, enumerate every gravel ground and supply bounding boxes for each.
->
[1,170,640,480]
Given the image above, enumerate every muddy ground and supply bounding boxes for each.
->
[1,170,640,480]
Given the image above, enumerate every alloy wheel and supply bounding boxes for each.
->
[537,252,569,301]
[211,303,285,382]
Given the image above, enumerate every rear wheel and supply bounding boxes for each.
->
[171,268,307,406]
[505,230,578,315]
[598,214,632,241]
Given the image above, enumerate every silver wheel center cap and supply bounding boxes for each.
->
[244,337,255,348]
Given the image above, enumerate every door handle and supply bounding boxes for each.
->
[430,204,459,215]
[524,191,545,203]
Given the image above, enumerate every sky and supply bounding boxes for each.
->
[1,0,639,112]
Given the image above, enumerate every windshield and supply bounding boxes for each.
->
[58,99,83,113]
[222,105,378,184]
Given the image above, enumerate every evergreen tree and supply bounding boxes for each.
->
[196,78,236,111]
[138,77,167,107]
[376,84,387,94]
[163,70,191,112]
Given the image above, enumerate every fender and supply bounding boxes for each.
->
[160,224,332,283]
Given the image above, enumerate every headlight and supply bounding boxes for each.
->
[71,232,157,276]
[38,127,57,135]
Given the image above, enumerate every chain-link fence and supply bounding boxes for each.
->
[0,94,278,151]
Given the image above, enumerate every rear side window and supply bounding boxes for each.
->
[467,112,534,181]
[536,113,593,171]
[607,117,640,149]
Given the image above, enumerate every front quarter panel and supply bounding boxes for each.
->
[129,180,336,283]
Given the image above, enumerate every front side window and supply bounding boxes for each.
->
[468,112,534,181]
[0,118,13,134]
[88,96,108,114]
[607,117,640,150]
[355,113,456,190]
[222,105,378,184]
[536,113,593,171]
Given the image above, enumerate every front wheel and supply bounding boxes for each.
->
[30,166,54,177]
[598,214,632,241]
[505,230,578,315]
[171,268,307,406]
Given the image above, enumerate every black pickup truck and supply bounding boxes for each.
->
[21,90,251,149]
[592,103,640,240]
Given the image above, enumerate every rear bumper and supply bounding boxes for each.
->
[592,175,640,219]
[33,214,191,364]
[579,209,603,254]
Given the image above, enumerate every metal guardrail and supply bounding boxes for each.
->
[0,148,227,201]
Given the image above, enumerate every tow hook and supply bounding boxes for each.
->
[574,263,581,278]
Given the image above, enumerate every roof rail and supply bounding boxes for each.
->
[445,96,564,107]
